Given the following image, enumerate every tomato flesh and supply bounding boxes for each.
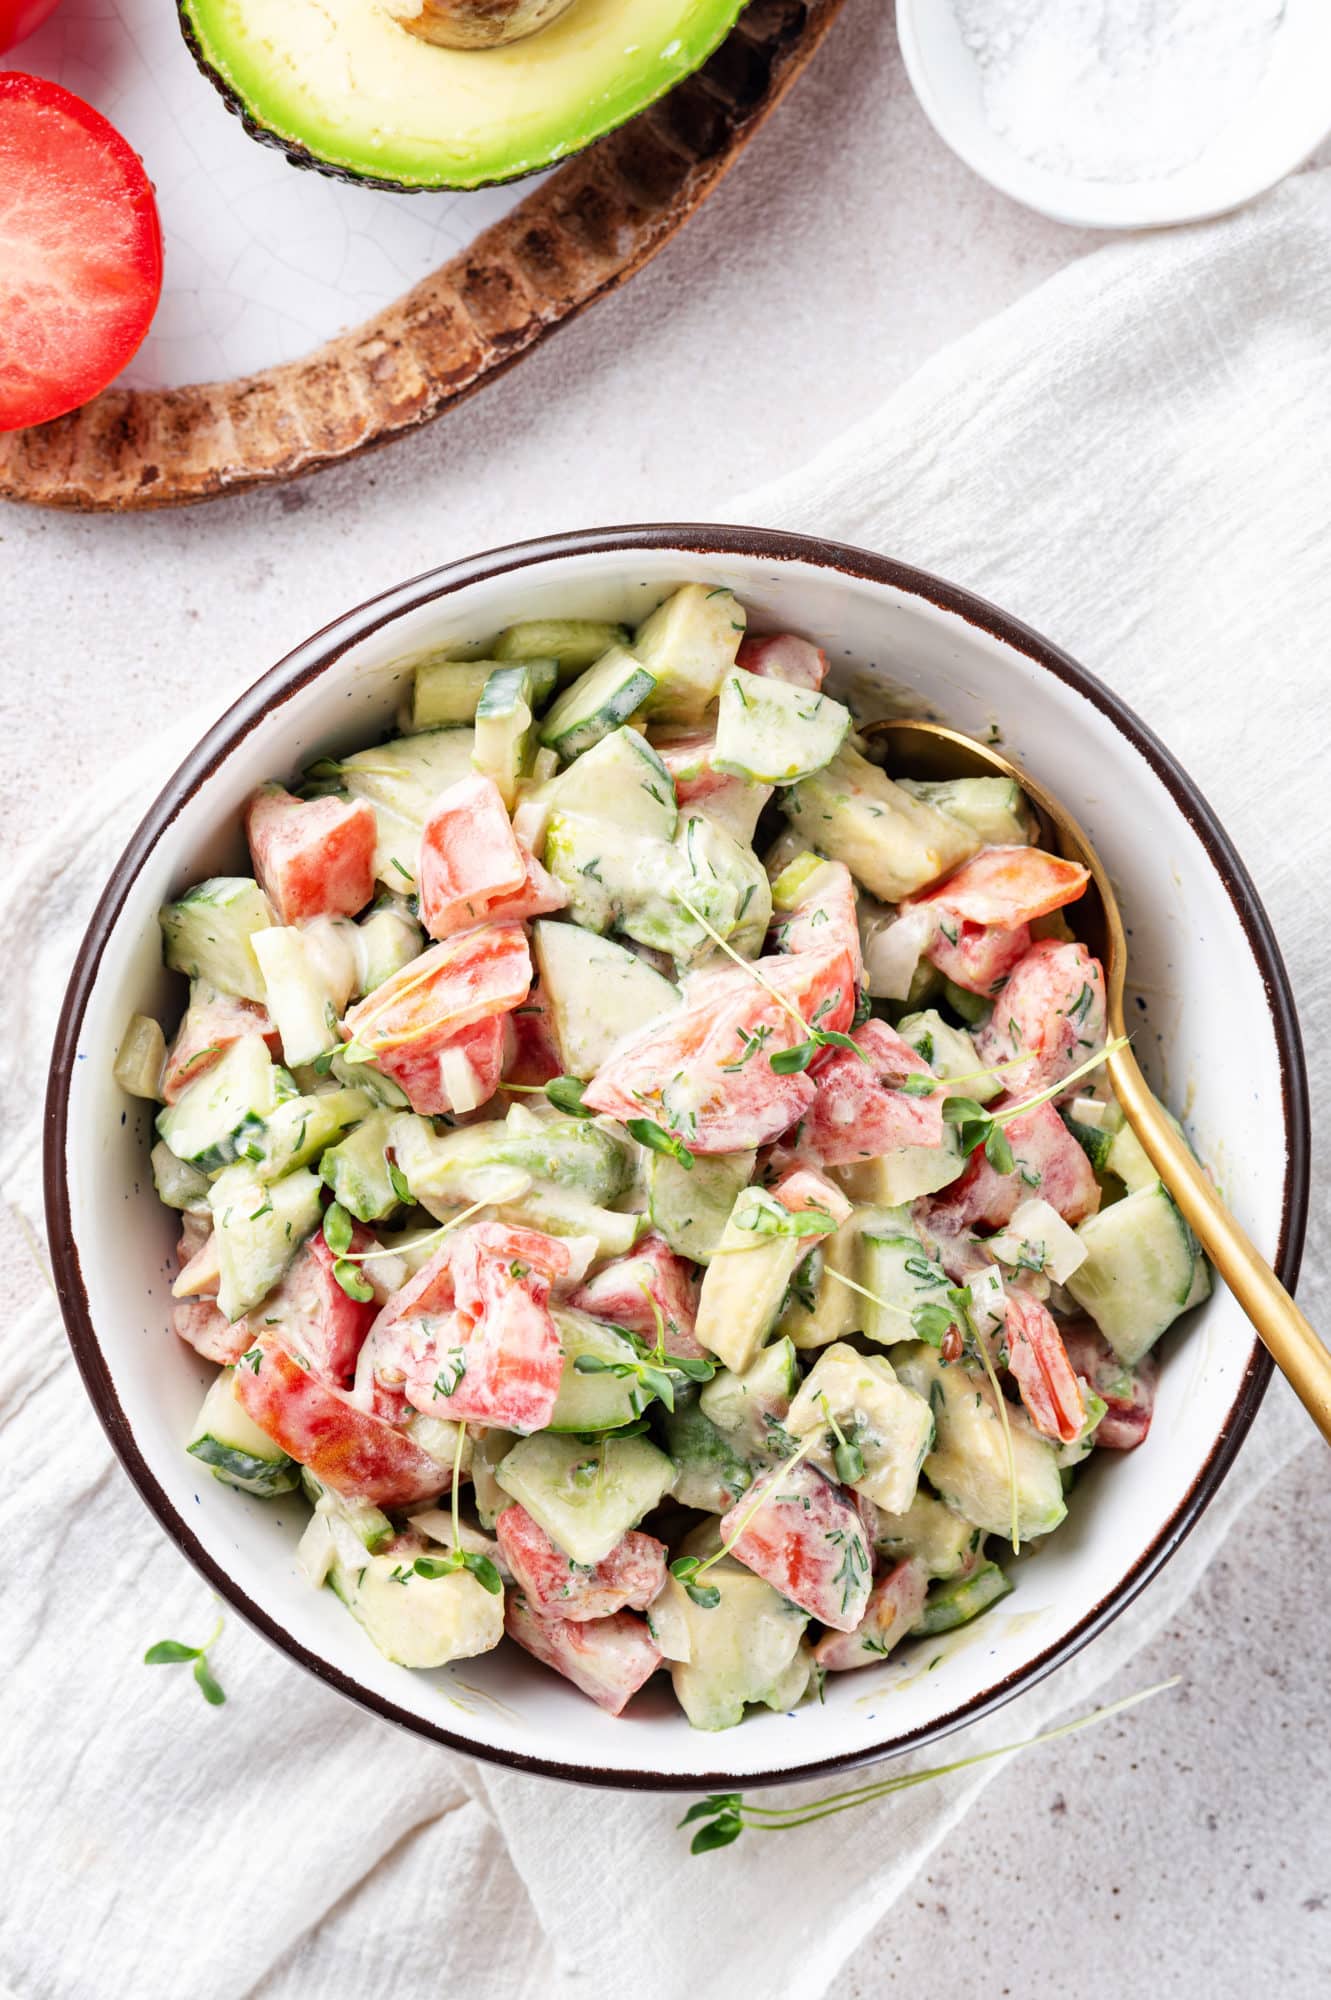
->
[570,1231,704,1359]
[496,1505,667,1622]
[0,73,163,431]
[246,786,377,926]
[504,1595,662,1715]
[1004,1288,1087,1444]
[720,1459,870,1632]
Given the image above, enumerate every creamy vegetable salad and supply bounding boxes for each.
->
[116,585,1209,1729]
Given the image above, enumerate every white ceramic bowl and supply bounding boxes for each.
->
[46,526,1308,1790]
[896,0,1331,231]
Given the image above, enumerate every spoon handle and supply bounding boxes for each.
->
[1107,1047,1331,1444]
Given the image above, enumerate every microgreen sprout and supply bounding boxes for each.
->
[627,1117,695,1169]
[323,1188,523,1301]
[939,1037,1130,1169]
[144,1614,227,1707]
[678,1679,1181,1853]
[819,1394,865,1486]
[412,1423,503,1596]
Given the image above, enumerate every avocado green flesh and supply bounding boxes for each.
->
[180,0,749,191]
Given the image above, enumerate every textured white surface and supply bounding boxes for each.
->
[2,4,1329,1993]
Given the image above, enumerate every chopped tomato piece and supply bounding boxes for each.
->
[496,1505,667,1622]
[928,1099,1100,1231]
[253,1227,378,1388]
[351,1242,459,1421]
[375,1012,509,1116]
[384,1223,568,1434]
[474,848,568,930]
[418,775,528,940]
[342,923,531,1097]
[1004,1289,1087,1445]
[234,1336,448,1506]
[504,985,563,1089]
[570,1232,704,1359]
[505,1595,662,1715]
[815,1558,929,1670]
[173,1298,250,1366]
[907,847,1091,929]
[976,939,1107,1099]
[245,785,377,925]
[925,917,1032,998]
[1062,1325,1157,1450]
[736,633,828,691]
[583,942,856,1152]
[769,1166,854,1228]
[774,859,864,985]
[784,1019,942,1168]
[720,1459,871,1632]
[162,1001,278,1103]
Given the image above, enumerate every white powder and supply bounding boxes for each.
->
[952,0,1287,183]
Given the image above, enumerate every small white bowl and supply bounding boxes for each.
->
[46,527,1308,1790]
[897,0,1331,230]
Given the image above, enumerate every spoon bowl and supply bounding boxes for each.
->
[862,717,1331,1445]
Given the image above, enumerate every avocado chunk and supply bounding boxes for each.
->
[179,0,750,192]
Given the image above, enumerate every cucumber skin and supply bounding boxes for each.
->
[188,1434,300,1497]
[911,1560,1012,1636]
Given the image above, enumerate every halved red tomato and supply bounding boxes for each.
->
[0,73,163,431]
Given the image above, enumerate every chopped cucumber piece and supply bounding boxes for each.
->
[541,810,623,932]
[473,663,555,807]
[654,1534,812,1730]
[151,1138,211,1212]
[1065,1182,1196,1365]
[779,1206,895,1351]
[408,657,557,730]
[242,1087,371,1182]
[619,811,772,966]
[547,1309,654,1433]
[646,1147,756,1264]
[210,1164,323,1322]
[391,1103,633,1210]
[328,1545,505,1669]
[538,646,657,761]
[251,927,338,1068]
[858,1220,952,1345]
[634,584,746,723]
[471,1428,518,1529]
[300,1466,394,1553]
[160,877,275,1002]
[543,725,678,838]
[896,776,1037,846]
[895,1345,1066,1542]
[495,1432,675,1565]
[940,975,992,1027]
[155,1034,279,1171]
[320,1108,402,1222]
[494,1185,644,1263]
[833,1131,964,1207]
[532,920,680,1078]
[353,897,425,996]
[493,618,630,680]
[786,1342,933,1513]
[696,1186,835,1375]
[114,1013,166,1099]
[714,668,850,784]
[989,1197,1088,1285]
[658,1395,753,1512]
[873,1490,981,1580]
[187,1368,299,1497]
[780,745,980,902]
[699,1339,798,1460]
[897,1009,1002,1105]
[912,1559,1013,1635]
[1104,1119,1159,1194]
[1061,1097,1115,1172]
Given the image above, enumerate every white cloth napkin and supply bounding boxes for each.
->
[4,169,1330,2000]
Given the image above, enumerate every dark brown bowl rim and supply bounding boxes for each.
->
[44,523,1310,1793]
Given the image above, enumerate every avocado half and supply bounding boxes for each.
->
[178,0,751,192]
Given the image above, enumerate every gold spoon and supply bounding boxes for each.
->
[862,717,1330,1444]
